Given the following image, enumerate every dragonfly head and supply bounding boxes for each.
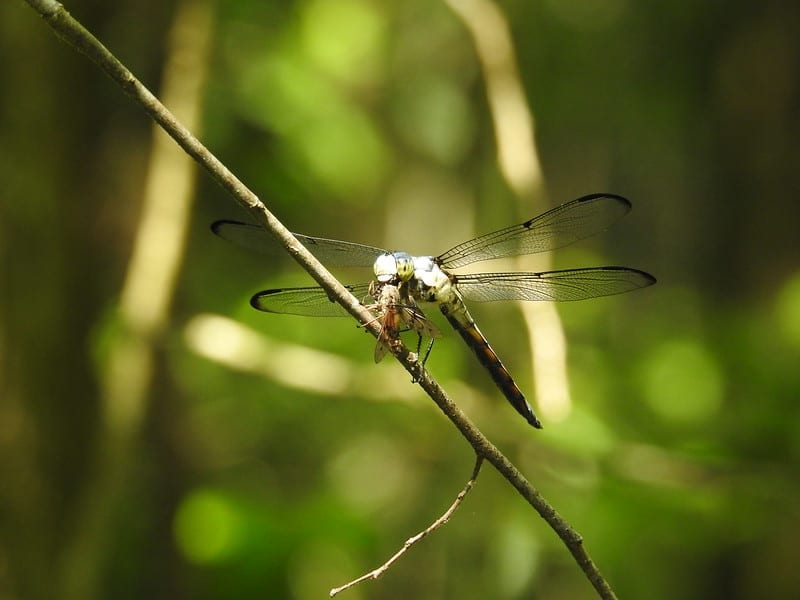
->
[374,252,415,283]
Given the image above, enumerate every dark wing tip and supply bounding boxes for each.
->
[249,289,282,312]
[599,266,657,288]
[625,267,657,287]
[575,192,632,210]
[639,270,657,286]
[210,219,248,235]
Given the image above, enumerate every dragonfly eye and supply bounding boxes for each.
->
[374,253,398,282]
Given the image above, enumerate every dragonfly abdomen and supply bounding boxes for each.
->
[439,299,542,429]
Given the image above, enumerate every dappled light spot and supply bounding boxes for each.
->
[525,302,572,423]
[173,489,243,564]
[229,7,390,201]
[184,314,433,406]
[613,443,710,488]
[296,110,391,198]
[287,541,360,599]
[391,76,476,165]
[539,406,615,458]
[491,517,542,597]
[774,271,800,348]
[300,0,386,84]
[638,339,724,424]
[184,314,352,394]
[326,433,419,515]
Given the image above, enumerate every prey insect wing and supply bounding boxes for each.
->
[368,281,440,363]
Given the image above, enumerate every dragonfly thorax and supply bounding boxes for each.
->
[410,258,453,303]
[374,252,415,283]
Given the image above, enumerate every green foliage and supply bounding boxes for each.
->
[2,0,800,599]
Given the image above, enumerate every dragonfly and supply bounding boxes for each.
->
[212,193,656,429]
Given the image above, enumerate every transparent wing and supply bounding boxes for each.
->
[211,220,386,267]
[250,283,373,316]
[436,194,632,269]
[455,267,656,302]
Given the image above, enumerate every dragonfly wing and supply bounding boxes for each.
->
[250,283,373,316]
[211,220,386,267]
[436,194,632,269]
[455,267,656,302]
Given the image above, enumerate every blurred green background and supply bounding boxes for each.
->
[2,0,800,598]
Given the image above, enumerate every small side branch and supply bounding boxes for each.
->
[330,456,484,597]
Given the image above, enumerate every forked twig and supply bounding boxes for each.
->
[23,2,618,598]
[330,456,484,597]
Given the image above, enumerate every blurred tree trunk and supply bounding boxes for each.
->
[0,1,190,598]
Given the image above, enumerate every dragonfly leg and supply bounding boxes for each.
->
[405,338,434,384]
[420,338,434,366]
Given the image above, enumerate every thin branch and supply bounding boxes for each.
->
[330,456,484,597]
[24,2,617,598]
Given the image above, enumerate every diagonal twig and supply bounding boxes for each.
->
[23,2,617,598]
